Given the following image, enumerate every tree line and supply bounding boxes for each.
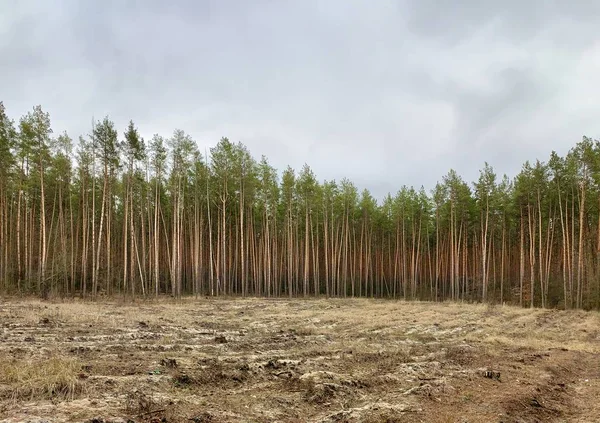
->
[1,102,600,308]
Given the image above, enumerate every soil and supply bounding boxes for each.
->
[1,297,599,422]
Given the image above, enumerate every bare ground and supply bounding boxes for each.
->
[1,297,599,423]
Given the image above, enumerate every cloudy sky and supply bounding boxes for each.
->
[2,0,600,199]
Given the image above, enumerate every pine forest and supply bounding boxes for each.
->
[2,101,600,310]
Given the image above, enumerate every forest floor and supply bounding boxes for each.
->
[1,297,600,423]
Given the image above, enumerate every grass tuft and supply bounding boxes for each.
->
[0,357,84,401]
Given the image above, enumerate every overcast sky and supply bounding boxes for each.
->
[2,0,600,199]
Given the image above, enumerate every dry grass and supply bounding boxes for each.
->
[0,357,84,401]
[1,297,599,422]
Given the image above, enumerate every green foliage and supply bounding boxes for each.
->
[0,102,16,182]
[93,116,119,171]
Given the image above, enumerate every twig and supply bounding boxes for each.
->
[137,408,166,417]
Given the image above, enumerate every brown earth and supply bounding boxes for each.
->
[1,297,599,423]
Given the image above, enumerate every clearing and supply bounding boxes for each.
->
[1,298,599,422]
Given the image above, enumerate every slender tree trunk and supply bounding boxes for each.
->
[93,166,107,298]
[520,209,525,307]
[577,180,586,308]
[528,204,536,308]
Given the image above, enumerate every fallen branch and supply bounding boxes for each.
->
[137,408,166,417]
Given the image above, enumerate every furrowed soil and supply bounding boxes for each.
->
[1,298,599,423]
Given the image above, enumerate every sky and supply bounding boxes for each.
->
[2,0,600,200]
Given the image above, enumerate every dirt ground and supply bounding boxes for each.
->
[1,297,599,423]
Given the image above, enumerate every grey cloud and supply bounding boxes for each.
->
[2,0,600,200]
[405,0,600,46]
